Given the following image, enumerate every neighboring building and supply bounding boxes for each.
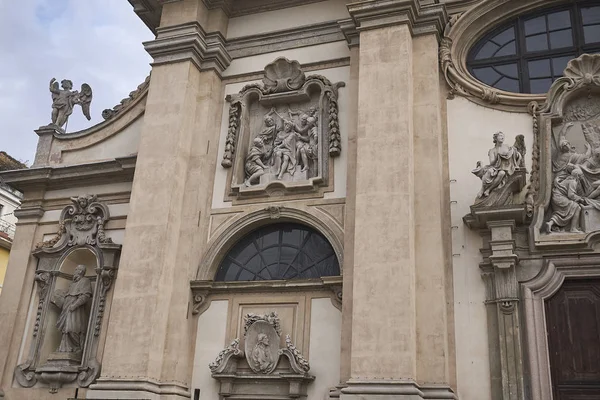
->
[0,152,26,295]
[1,1,600,400]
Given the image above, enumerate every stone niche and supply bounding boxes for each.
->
[221,57,344,201]
[529,54,600,248]
[14,195,120,393]
[209,312,314,399]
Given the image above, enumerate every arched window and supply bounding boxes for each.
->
[467,2,600,94]
[215,223,340,281]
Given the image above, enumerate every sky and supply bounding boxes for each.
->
[0,0,154,164]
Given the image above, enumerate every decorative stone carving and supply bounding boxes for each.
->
[14,195,121,393]
[36,195,112,250]
[47,78,93,132]
[102,75,150,120]
[471,132,527,208]
[221,57,344,199]
[210,311,314,399]
[52,265,92,355]
[528,54,600,247]
[208,339,244,373]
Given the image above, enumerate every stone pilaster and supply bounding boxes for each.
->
[86,1,227,398]
[0,204,45,397]
[341,1,454,398]
[481,221,525,400]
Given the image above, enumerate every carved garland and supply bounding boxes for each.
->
[221,100,242,168]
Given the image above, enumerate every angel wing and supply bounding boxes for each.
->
[78,83,93,120]
[513,134,526,167]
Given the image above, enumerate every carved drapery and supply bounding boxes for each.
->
[14,195,121,393]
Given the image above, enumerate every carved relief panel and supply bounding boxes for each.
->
[14,195,120,393]
[221,57,344,201]
[529,54,600,248]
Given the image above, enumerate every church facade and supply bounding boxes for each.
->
[1,0,600,399]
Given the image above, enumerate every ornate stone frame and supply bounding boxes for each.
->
[440,0,570,111]
[527,54,600,249]
[220,57,344,202]
[14,195,121,393]
[521,256,600,400]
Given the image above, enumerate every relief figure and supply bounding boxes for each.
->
[552,122,590,176]
[273,120,298,180]
[546,167,587,233]
[52,265,93,354]
[472,131,523,198]
[244,136,272,186]
[251,333,275,373]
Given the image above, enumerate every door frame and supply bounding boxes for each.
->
[522,256,600,400]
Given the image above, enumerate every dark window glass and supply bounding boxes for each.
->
[215,223,340,281]
[468,2,600,93]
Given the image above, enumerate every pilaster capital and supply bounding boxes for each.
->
[144,21,232,76]
[201,0,233,16]
[346,0,447,40]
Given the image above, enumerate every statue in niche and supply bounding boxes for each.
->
[48,78,93,130]
[472,131,524,198]
[251,333,275,373]
[51,265,92,354]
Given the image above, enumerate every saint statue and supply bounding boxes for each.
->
[472,131,523,198]
[52,265,93,354]
[49,78,93,130]
[251,333,274,373]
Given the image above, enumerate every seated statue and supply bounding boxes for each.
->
[472,131,523,198]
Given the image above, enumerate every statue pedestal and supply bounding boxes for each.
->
[36,352,82,393]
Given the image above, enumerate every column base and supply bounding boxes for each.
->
[340,380,456,400]
[86,378,190,400]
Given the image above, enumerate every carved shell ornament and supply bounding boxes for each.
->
[263,57,306,94]
[564,54,600,84]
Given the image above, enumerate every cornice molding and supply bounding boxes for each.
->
[226,21,344,58]
[0,156,136,192]
[440,0,567,111]
[346,0,447,40]
[144,21,232,75]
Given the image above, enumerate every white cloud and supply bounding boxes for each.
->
[0,0,153,164]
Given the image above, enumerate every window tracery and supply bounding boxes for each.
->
[467,3,600,94]
[215,223,340,281]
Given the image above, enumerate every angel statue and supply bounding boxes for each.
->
[49,78,93,131]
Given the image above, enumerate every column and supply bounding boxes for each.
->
[341,1,455,399]
[87,0,230,398]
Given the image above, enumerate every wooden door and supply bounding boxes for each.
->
[545,278,600,399]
